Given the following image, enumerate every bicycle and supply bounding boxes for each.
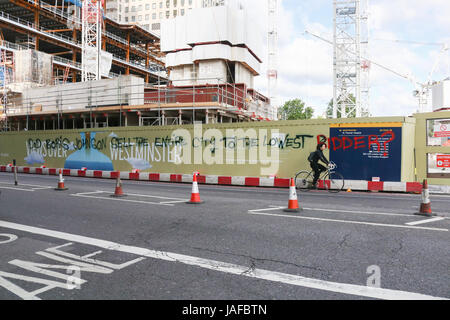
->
[294,161,345,193]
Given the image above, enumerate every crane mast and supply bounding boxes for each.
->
[267,0,278,120]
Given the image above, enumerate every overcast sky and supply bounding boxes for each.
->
[248,0,450,118]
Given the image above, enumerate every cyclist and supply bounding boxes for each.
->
[308,142,330,189]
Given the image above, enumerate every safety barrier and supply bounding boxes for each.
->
[0,165,424,193]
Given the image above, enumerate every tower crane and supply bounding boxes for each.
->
[305,30,449,113]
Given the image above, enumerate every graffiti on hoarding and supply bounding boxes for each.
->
[329,131,395,156]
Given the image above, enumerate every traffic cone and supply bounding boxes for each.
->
[110,173,126,198]
[55,169,68,191]
[415,179,435,217]
[347,188,352,193]
[187,172,203,204]
[284,178,301,212]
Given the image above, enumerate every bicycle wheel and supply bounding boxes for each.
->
[295,171,314,192]
[323,171,345,193]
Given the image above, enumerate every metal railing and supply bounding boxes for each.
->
[0,10,166,76]
[25,0,162,60]
[4,77,271,120]
[0,38,120,79]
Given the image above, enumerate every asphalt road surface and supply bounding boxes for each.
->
[0,172,448,301]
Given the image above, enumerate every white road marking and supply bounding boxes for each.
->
[0,182,53,191]
[249,207,285,212]
[0,186,35,192]
[301,207,413,217]
[73,191,104,196]
[71,191,187,206]
[0,234,18,244]
[247,210,448,232]
[159,200,189,204]
[0,219,446,300]
[71,193,175,206]
[405,217,446,226]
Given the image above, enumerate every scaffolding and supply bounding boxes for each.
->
[81,0,102,81]
[0,47,14,131]
[267,0,278,120]
[333,0,366,118]
[4,76,272,131]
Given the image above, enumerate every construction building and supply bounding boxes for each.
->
[0,0,273,131]
[106,0,225,34]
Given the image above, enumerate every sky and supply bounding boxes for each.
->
[247,0,450,118]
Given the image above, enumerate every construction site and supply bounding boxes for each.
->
[0,0,273,131]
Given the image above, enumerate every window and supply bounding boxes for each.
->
[146,4,150,9]
[160,2,163,8]
[166,10,169,18]
[138,15,142,21]
[125,16,129,22]
[131,15,136,21]
[159,12,163,18]
[173,0,177,6]
[152,23,161,30]
[125,7,129,12]
[152,13,156,19]
[131,6,135,12]
[145,14,149,20]
[173,10,177,17]
[427,119,450,147]
[152,3,156,9]
[166,0,170,8]
[138,5,142,10]
[181,0,185,5]
[181,9,184,15]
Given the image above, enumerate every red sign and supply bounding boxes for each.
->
[434,124,450,137]
[437,155,450,168]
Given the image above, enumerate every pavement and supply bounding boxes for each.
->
[0,172,449,300]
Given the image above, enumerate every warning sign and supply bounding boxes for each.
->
[434,124,450,138]
[437,155,450,168]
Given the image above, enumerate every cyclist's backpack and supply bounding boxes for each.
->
[307,151,315,162]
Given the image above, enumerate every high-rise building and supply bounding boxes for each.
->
[106,0,232,34]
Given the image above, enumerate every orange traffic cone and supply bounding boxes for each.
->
[415,179,435,217]
[284,178,301,212]
[110,173,126,198]
[187,172,203,204]
[55,169,68,191]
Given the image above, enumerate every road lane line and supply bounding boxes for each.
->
[405,217,446,226]
[249,207,285,212]
[0,186,34,192]
[302,207,413,217]
[72,191,104,196]
[159,200,189,204]
[247,211,448,232]
[0,219,446,300]
[70,194,175,206]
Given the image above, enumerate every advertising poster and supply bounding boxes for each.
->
[329,123,402,181]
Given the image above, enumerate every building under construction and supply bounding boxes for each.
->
[0,0,273,131]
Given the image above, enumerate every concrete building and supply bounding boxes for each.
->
[160,2,273,119]
[1,0,272,130]
[107,0,230,34]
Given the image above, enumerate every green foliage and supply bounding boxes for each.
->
[326,94,357,118]
[279,99,314,120]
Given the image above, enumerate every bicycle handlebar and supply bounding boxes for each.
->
[328,161,337,170]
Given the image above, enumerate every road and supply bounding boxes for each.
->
[0,172,448,301]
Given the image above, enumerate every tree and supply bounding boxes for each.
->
[279,99,314,120]
[326,94,357,118]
